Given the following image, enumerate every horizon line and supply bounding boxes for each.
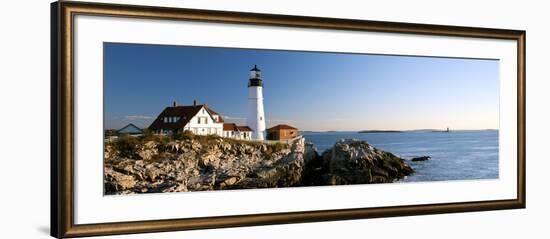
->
[104,126,498,132]
[300,128,499,132]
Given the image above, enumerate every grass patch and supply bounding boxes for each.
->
[113,135,140,159]
[107,130,290,160]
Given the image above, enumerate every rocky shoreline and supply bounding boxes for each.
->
[104,134,414,195]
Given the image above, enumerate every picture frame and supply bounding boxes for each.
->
[51,1,526,238]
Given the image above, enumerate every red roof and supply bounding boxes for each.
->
[223,123,252,132]
[237,126,253,132]
[223,123,238,131]
[205,105,224,123]
[267,124,298,131]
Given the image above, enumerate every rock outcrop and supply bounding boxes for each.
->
[104,136,414,195]
[104,136,305,195]
[302,139,414,185]
[411,156,431,162]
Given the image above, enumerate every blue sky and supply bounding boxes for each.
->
[104,42,499,131]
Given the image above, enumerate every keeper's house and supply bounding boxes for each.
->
[148,100,252,140]
[266,124,299,141]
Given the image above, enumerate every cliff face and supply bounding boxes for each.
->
[104,136,413,195]
[104,136,305,194]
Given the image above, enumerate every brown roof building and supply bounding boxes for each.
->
[237,126,253,132]
[223,123,238,132]
[266,124,299,141]
[222,123,253,140]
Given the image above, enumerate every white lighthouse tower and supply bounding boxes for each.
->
[246,65,266,140]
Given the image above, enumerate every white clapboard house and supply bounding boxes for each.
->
[148,100,252,140]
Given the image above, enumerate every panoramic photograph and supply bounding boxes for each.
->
[103,42,499,195]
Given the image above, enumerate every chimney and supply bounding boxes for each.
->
[172,101,177,107]
[193,99,197,106]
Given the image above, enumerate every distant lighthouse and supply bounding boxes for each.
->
[247,65,266,140]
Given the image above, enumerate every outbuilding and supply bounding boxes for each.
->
[223,123,253,140]
[266,124,299,140]
[117,123,144,136]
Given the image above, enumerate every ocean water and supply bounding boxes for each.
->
[302,130,499,182]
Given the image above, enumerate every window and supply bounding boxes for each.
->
[197,117,207,124]
[260,116,263,121]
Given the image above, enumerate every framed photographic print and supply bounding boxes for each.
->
[51,1,526,238]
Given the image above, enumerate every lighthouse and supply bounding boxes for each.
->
[246,65,266,140]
